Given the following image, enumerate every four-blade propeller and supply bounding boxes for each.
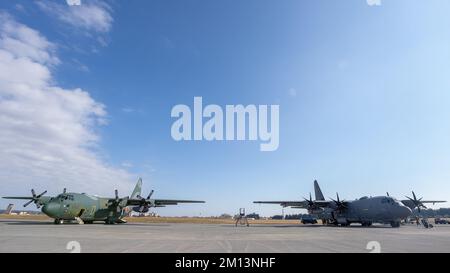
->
[135,189,155,212]
[23,189,47,209]
[107,189,125,212]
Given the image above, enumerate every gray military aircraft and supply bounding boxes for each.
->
[3,178,205,224]
[254,180,445,227]
[399,191,445,213]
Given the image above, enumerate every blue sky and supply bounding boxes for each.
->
[1,0,450,216]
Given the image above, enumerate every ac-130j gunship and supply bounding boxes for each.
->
[254,180,445,227]
[3,178,204,224]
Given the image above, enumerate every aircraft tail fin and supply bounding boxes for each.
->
[130,178,143,199]
[314,180,325,200]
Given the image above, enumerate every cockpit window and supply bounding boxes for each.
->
[381,197,395,205]
[57,194,74,201]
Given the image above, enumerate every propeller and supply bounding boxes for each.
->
[330,192,347,212]
[303,192,316,210]
[107,189,121,207]
[135,189,155,213]
[405,191,427,213]
[147,190,154,199]
[23,189,47,209]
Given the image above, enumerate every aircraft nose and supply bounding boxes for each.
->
[400,206,412,218]
[42,202,59,218]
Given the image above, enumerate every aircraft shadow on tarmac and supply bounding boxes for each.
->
[2,220,171,227]
[1,220,64,225]
[228,224,395,229]
[2,220,406,229]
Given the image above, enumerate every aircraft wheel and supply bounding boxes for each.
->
[390,221,400,228]
[105,219,115,225]
[54,219,64,225]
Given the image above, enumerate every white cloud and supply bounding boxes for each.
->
[36,0,113,33]
[0,12,134,198]
[366,0,381,6]
[0,13,59,66]
[15,4,26,12]
[72,58,90,72]
[66,0,82,6]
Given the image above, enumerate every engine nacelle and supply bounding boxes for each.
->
[132,206,149,213]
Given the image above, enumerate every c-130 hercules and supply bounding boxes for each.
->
[254,180,445,228]
[3,178,205,224]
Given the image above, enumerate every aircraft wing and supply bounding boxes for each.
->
[403,200,446,205]
[254,201,308,208]
[126,198,205,206]
[418,200,446,204]
[153,199,205,206]
[401,199,446,206]
[254,200,332,208]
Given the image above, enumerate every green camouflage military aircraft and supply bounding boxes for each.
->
[3,178,205,224]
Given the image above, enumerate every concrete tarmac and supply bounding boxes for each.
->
[1,219,449,253]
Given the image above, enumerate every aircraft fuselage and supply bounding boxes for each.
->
[316,196,412,227]
[41,193,124,224]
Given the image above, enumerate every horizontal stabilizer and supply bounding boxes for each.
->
[3,197,34,200]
